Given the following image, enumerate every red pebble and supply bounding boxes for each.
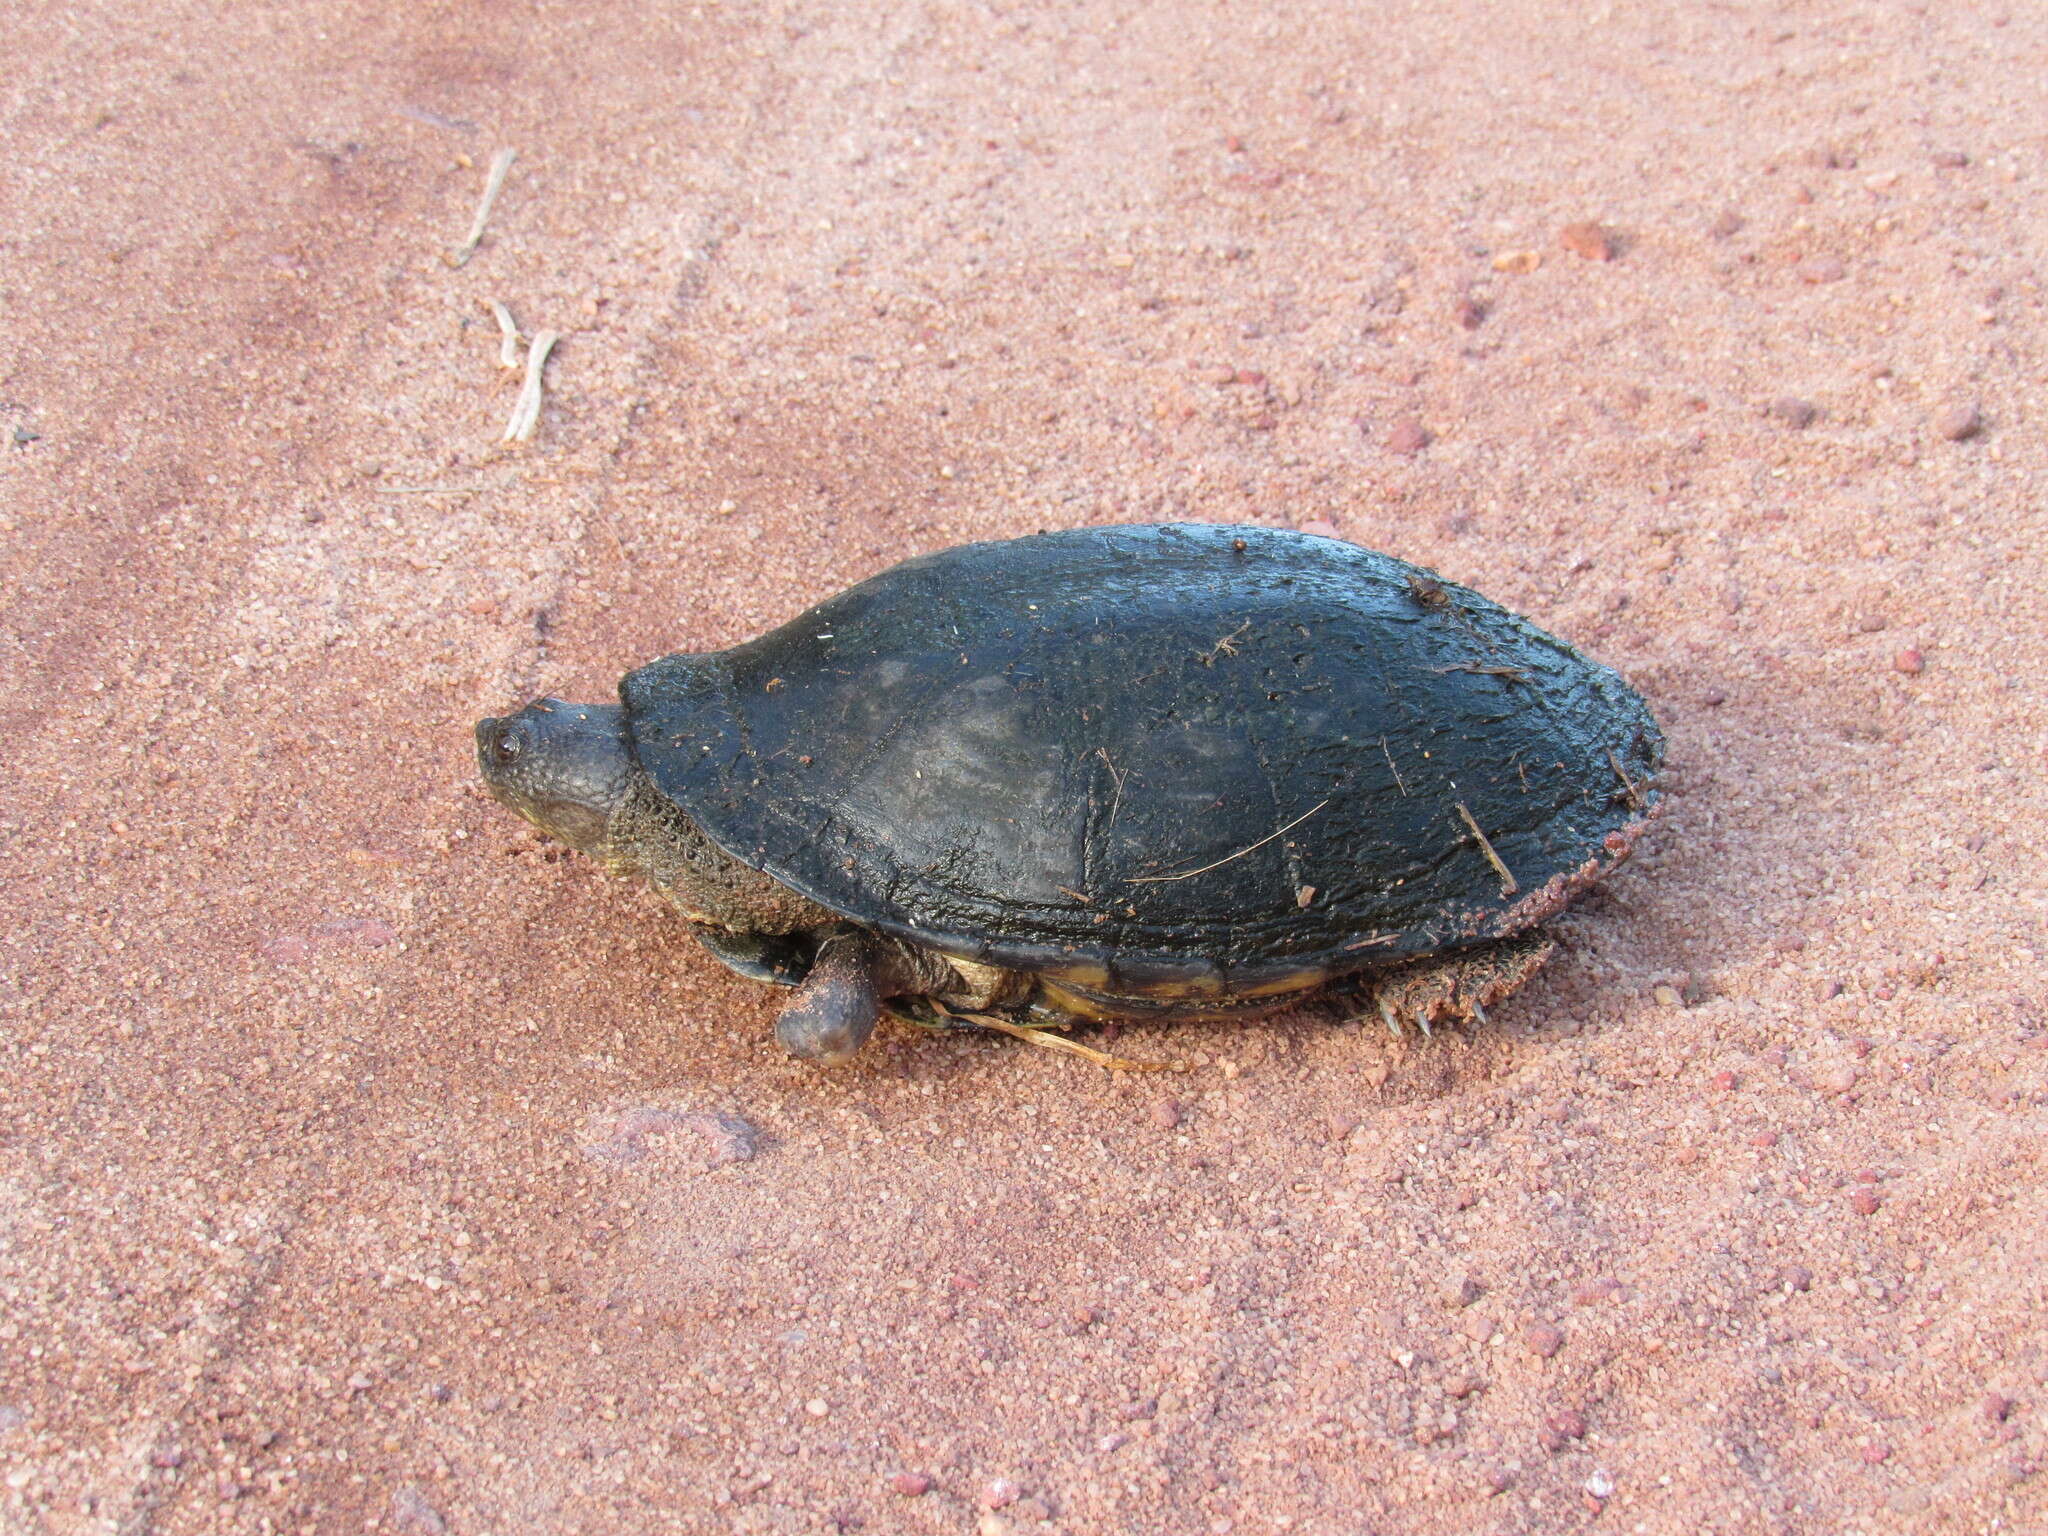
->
[1560,221,1615,261]
[1385,418,1431,454]
[1851,1189,1883,1216]
[1523,1323,1565,1359]
[889,1472,933,1497]
[1894,648,1925,674]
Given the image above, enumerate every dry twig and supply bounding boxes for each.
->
[1455,800,1518,897]
[486,299,522,368]
[502,330,559,442]
[448,148,517,267]
[1127,800,1329,885]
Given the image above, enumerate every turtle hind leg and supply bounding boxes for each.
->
[1365,933,1556,1036]
[774,932,880,1064]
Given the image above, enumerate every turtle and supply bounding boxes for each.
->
[474,522,1662,1065]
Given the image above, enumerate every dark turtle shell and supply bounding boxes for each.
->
[622,524,1661,999]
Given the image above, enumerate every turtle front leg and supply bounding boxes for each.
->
[1366,934,1556,1036]
[774,931,881,1064]
[693,926,811,987]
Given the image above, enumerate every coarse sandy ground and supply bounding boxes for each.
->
[4,2,2047,1533]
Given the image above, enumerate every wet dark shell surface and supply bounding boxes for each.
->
[623,524,1662,998]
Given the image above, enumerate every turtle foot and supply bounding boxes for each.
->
[773,933,880,1064]
[1364,934,1556,1035]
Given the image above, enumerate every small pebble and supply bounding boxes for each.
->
[1586,1469,1616,1500]
[1454,296,1487,330]
[1781,1265,1814,1292]
[805,1398,829,1417]
[1483,1468,1513,1496]
[1150,1098,1182,1131]
[978,1517,1011,1536]
[1491,249,1542,274]
[1547,1408,1589,1441]
[1711,1069,1739,1091]
[1935,403,1982,441]
[1931,150,1970,168]
[1752,1130,1781,1149]
[1523,1323,1565,1359]
[1863,1443,1893,1465]
[1984,1394,2015,1423]
[1814,1064,1859,1094]
[1709,209,1746,238]
[889,1472,933,1497]
[1797,255,1846,284]
[1653,983,1685,1009]
[1440,1274,1484,1309]
[1893,647,1924,675]
[1768,396,1818,429]
[1570,1278,1619,1306]
[1385,418,1431,455]
[981,1477,1022,1510]
[1850,1188,1883,1216]
[1445,1374,1484,1399]
[1560,221,1615,261]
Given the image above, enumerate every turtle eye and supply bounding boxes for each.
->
[491,724,524,766]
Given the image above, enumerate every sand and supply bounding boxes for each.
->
[3,2,2045,1532]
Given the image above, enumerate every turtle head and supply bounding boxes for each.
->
[474,699,636,860]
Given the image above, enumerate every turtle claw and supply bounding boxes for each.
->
[1379,997,1404,1037]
